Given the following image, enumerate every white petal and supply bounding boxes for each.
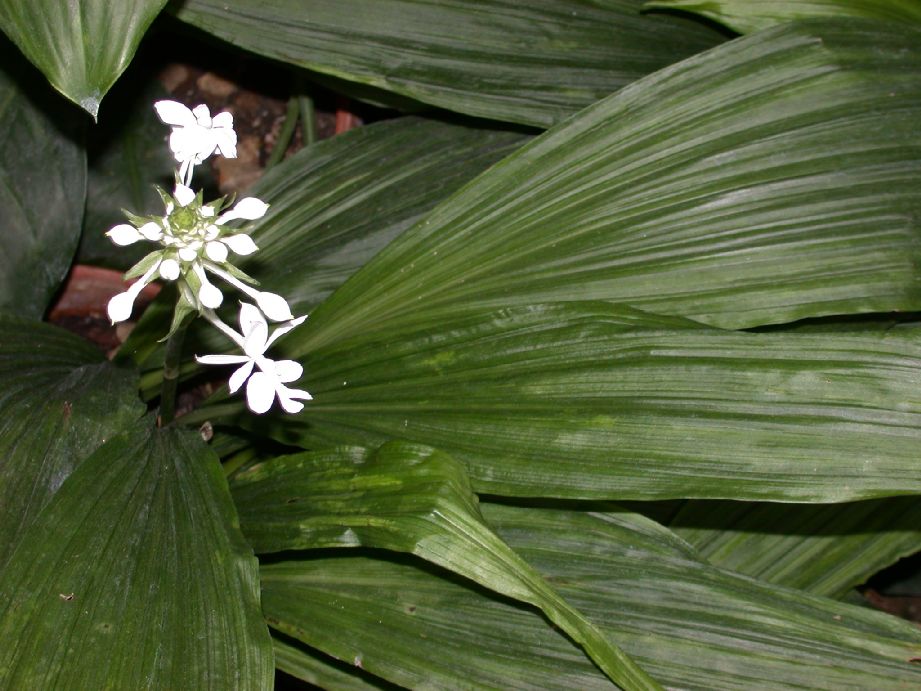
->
[265,314,306,347]
[272,359,303,383]
[221,234,258,256]
[217,197,268,223]
[243,321,270,359]
[159,258,180,281]
[107,291,136,323]
[178,246,198,262]
[192,104,212,126]
[170,127,208,161]
[277,384,312,414]
[196,354,249,366]
[211,111,234,129]
[214,128,238,159]
[238,302,267,337]
[256,291,294,321]
[199,281,224,309]
[228,360,255,394]
[138,221,163,241]
[205,241,228,263]
[174,184,196,207]
[245,371,277,414]
[201,205,216,218]
[106,223,142,246]
[154,100,196,126]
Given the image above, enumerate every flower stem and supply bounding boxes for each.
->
[158,313,194,426]
[266,94,300,169]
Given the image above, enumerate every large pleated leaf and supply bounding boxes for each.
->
[0,0,168,117]
[645,1,921,34]
[121,117,528,371]
[272,636,390,691]
[0,40,85,318]
[0,317,142,567]
[173,0,725,128]
[0,419,273,690]
[261,504,921,689]
[231,443,657,689]
[258,302,921,501]
[670,498,921,599]
[288,19,921,349]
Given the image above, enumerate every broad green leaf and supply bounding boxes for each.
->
[79,77,175,269]
[670,498,921,599]
[0,0,168,117]
[0,317,143,568]
[260,302,921,502]
[262,504,921,689]
[231,443,658,689]
[121,117,528,371]
[0,40,85,318]
[273,633,404,690]
[291,19,921,346]
[645,1,921,34]
[173,0,725,128]
[0,419,273,690]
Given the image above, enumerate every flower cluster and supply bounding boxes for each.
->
[106,100,310,414]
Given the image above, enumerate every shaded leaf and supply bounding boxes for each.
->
[670,498,921,598]
[0,40,85,318]
[0,419,273,689]
[260,302,921,501]
[0,317,143,568]
[262,504,921,689]
[292,19,921,346]
[173,0,725,128]
[0,0,168,117]
[645,1,921,34]
[232,442,658,689]
[273,634,396,691]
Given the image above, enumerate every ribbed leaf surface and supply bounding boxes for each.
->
[671,498,921,598]
[261,504,921,689]
[645,1,921,34]
[293,19,921,348]
[273,636,390,691]
[173,0,725,128]
[0,0,168,116]
[231,443,656,689]
[264,302,921,501]
[0,42,85,318]
[0,420,274,690]
[0,317,143,569]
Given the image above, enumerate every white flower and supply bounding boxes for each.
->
[106,260,164,323]
[197,303,311,414]
[154,100,238,185]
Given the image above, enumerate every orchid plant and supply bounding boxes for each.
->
[2,3,921,691]
[105,100,310,418]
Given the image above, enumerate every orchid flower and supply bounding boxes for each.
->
[197,303,311,414]
[154,100,237,185]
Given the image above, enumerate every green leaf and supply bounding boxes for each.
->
[78,77,175,269]
[645,1,921,34]
[0,0,168,117]
[121,117,528,371]
[0,419,274,690]
[670,498,921,598]
[273,633,400,690]
[261,504,921,689]
[173,0,725,128]
[0,317,143,567]
[292,19,921,346]
[0,40,85,318]
[231,443,658,689]
[265,302,921,501]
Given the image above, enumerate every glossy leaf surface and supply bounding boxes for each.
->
[0,0,168,116]
[0,420,274,689]
[263,302,921,501]
[174,0,725,128]
[0,317,143,568]
[261,504,921,689]
[232,443,656,689]
[0,42,85,318]
[645,1,921,34]
[293,19,921,346]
